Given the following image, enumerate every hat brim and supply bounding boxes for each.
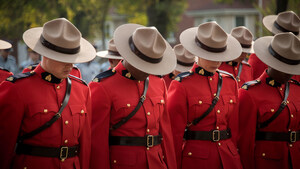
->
[175,64,193,72]
[96,50,123,60]
[23,27,96,64]
[0,40,12,50]
[180,27,242,62]
[242,41,254,53]
[263,15,300,38]
[114,24,176,75]
[254,36,300,75]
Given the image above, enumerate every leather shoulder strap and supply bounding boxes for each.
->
[217,69,235,80]
[110,77,149,130]
[17,77,72,142]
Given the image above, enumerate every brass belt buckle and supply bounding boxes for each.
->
[290,131,297,143]
[212,130,220,142]
[147,135,154,147]
[60,146,69,160]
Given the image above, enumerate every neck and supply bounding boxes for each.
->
[267,67,292,84]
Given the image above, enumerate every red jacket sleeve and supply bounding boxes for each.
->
[79,87,92,169]
[0,82,25,169]
[167,80,188,169]
[89,82,111,169]
[159,79,177,169]
[238,89,257,169]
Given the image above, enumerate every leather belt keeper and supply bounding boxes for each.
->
[256,131,300,143]
[16,143,79,160]
[109,135,162,147]
[185,129,231,142]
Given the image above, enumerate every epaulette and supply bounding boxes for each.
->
[217,69,235,80]
[69,74,87,86]
[290,79,300,86]
[6,71,36,83]
[174,71,193,82]
[0,67,10,72]
[242,60,251,67]
[92,68,116,82]
[241,79,261,90]
[26,63,39,70]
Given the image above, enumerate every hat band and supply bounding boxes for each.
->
[40,35,80,54]
[177,60,194,67]
[240,43,252,48]
[108,50,121,56]
[269,45,300,65]
[195,37,226,53]
[274,21,299,35]
[129,36,162,63]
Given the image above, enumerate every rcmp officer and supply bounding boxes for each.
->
[168,22,243,169]
[219,26,254,87]
[248,11,300,80]
[0,18,96,169]
[0,40,13,82]
[89,24,177,169]
[163,44,195,89]
[96,38,123,69]
[238,33,300,169]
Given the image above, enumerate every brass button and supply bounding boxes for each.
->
[218,143,221,146]
[138,80,141,83]
[147,129,150,133]
[289,144,293,147]
[64,139,68,144]
[280,88,283,91]
[217,110,220,114]
[127,104,131,107]
[216,126,220,129]
[229,99,233,103]
[199,100,202,104]
[61,159,65,162]
[24,167,27,169]
[291,114,294,118]
[213,93,216,96]
[57,85,60,89]
[160,100,164,104]
[209,78,213,81]
[147,147,150,150]
[235,67,238,70]
[113,160,117,163]
[238,79,241,82]
[287,100,289,104]
[262,153,266,157]
[112,68,116,73]
[188,152,192,156]
[288,129,291,131]
[271,109,274,112]
[81,109,84,114]
[65,121,69,125]
[147,112,151,116]
[43,109,48,113]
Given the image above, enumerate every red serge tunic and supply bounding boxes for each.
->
[89,62,176,169]
[238,71,300,169]
[0,65,92,169]
[219,61,253,88]
[168,64,242,169]
[163,73,175,90]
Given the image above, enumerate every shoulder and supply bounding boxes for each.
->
[68,74,87,86]
[0,67,10,72]
[6,71,36,83]
[217,69,235,80]
[241,79,261,90]
[174,71,194,82]
[92,69,116,83]
[242,60,251,67]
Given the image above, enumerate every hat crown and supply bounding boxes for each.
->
[271,33,300,61]
[196,22,227,48]
[276,11,300,32]
[173,44,195,63]
[108,39,117,52]
[230,26,253,45]
[132,27,166,59]
[42,18,81,49]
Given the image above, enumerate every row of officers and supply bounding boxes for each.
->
[0,10,299,169]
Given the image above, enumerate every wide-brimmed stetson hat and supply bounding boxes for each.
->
[0,40,12,50]
[254,32,300,75]
[114,23,176,75]
[180,22,242,62]
[173,44,195,72]
[263,11,300,38]
[96,39,123,60]
[23,18,96,63]
[230,26,254,53]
